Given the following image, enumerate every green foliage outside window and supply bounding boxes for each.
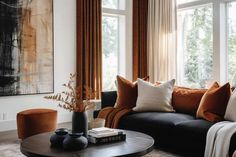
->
[181,6,213,88]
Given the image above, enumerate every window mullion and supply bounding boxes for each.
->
[212,1,227,84]
[102,8,127,15]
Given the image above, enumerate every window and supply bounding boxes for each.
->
[102,0,132,91]
[178,3,213,88]
[177,0,236,88]
[102,16,119,91]
[227,1,236,87]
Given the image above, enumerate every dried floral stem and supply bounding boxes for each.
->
[44,73,97,112]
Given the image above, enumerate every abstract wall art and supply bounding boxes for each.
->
[0,0,53,96]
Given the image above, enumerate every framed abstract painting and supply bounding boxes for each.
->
[0,0,54,96]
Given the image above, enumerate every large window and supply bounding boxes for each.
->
[178,5,213,88]
[227,1,236,87]
[177,0,236,88]
[102,0,132,91]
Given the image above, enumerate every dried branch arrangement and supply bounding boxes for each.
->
[44,73,97,112]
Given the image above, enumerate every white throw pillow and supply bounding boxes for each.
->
[224,90,236,121]
[133,79,175,112]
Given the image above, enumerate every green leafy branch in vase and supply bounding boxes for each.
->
[44,73,97,112]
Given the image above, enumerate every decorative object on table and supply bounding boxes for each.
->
[63,132,88,150]
[44,73,97,137]
[50,128,69,147]
[0,0,53,96]
[72,112,88,136]
[88,127,126,144]
[88,118,105,130]
[88,133,126,144]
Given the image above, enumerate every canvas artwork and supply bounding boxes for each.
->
[0,0,53,96]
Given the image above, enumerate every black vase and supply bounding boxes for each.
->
[72,112,88,137]
[50,128,69,147]
[63,132,88,150]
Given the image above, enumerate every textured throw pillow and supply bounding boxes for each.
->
[172,86,207,115]
[196,82,231,122]
[115,75,148,109]
[224,90,236,121]
[133,79,175,112]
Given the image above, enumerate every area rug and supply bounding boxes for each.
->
[0,140,180,157]
[0,141,24,157]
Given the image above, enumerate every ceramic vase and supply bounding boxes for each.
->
[63,132,88,150]
[50,128,69,147]
[72,112,88,137]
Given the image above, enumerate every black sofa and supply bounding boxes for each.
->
[100,91,236,157]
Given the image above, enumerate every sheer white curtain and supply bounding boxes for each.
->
[147,0,177,83]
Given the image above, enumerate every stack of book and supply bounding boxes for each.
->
[88,127,126,144]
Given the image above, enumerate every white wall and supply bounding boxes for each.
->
[0,0,76,132]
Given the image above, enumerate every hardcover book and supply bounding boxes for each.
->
[88,134,126,144]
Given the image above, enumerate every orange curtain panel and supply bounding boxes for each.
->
[133,0,149,80]
[76,0,102,99]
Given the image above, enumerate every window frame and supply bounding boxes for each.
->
[102,0,133,91]
[177,0,236,87]
[226,1,236,85]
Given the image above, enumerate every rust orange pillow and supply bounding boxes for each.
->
[196,82,231,122]
[172,86,207,115]
[115,75,148,109]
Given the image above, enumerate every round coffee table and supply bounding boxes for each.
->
[20,130,154,157]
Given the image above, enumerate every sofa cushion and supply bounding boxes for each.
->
[225,89,236,121]
[119,112,195,129]
[134,79,175,112]
[175,119,214,143]
[115,75,138,109]
[119,112,195,146]
[115,75,149,109]
[197,82,231,122]
[172,119,214,156]
[172,86,207,115]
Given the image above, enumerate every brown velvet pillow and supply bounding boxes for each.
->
[115,75,148,109]
[172,86,207,115]
[196,82,231,122]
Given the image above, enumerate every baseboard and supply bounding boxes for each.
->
[0,112,72,132]
[0,120,16,132]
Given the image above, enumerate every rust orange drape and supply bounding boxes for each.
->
[76,0,102,99]
[133,0,149,81]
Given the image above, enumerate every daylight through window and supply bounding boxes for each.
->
[177,0,236,88]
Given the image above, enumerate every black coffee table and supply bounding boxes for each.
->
[20,130,154,157]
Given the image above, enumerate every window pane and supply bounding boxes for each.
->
[102,0,125,10]
[102,0,118,9]
[102,16,119,91]
[177,5,213,88]
[227,2,236,87]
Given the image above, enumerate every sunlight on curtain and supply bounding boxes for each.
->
[147,0,177,82]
